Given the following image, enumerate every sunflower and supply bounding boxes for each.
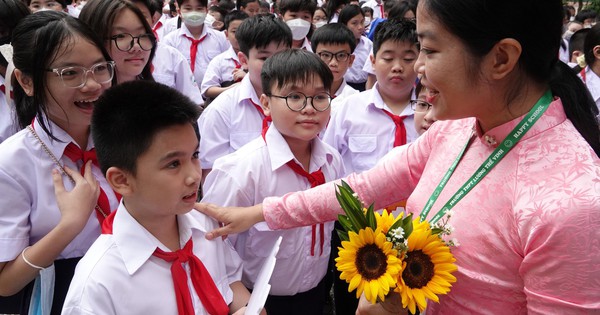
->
[395,219,457,314]
[336,227,403,304]
[374,210,402,234]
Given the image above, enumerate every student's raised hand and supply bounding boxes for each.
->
[52,161,100,231]
[194,203,265,240]
[356,292,407,315]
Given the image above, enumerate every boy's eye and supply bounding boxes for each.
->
[287,93,303,101]
[167,160,181,168]
[192,151,199,159]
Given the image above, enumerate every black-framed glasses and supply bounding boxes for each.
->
[268,91,332,112]
[46,61,115,88]
[410,99,433,112]
[109,33,156,52]
[316,51,350,63]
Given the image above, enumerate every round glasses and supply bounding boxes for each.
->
[269,91,332,112]
[47,61,115,88]
[410,99,433,113]
[317,51,351,63]
[109,33,156,52]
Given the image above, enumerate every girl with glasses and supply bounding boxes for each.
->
[0,11,120,314]
[79,0,157,83]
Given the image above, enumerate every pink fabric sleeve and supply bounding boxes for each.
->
[263,122,435,230]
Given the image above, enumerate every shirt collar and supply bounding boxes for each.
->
[334,79,349,97]
[225,46,239,62]
[31,115,94,161]
[264,125,334,173]
[368,83,415,116]
[178,23,208,40]
[473,96,566,148]
[112,201,207,275]
[239,75,261,104]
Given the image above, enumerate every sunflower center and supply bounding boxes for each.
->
[402,250,435,288]
[355,244,388,280]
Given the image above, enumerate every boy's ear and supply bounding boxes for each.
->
[593,45,600,60]
[13,69,34,96]
[485,38,521,81]
[348,54,356,68]
[370,53,375,68]
[238,51,249,68]
[260,93,271,116]
[105,166,134,197]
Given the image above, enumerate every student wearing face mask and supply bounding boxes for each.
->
[279,0,316,51]
[163,0,230,91]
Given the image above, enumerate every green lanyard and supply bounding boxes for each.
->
[420,90,553,224]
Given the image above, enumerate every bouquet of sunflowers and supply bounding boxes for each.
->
[335,181,458,314]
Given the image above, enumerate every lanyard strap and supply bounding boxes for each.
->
[420,90,553,224]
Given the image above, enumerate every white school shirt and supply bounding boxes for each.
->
[201,125,345,295]
[0,76,18,143]
[362,48,375,75]
[0,118,119,262]
[578,66,600,111]
[152,43,204,106]
[361,0,383,20]
[200,46,240,98]
[300,37,312,52]
[152,15,170,42]
[160,16,181,40]
[198,75,264,169]
[323,82,417,176]
[333,79,358,101]
[62,202,242,315]
[344,36,372,84]
[162,24,230,87]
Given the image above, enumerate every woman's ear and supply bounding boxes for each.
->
[592,45,600,60]
[485,38,522,81]
[13,68,34,96]
[105,167,134,197]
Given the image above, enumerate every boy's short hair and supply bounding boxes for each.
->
[92,81,200,175]
[570,28,590,57]
[224,9,249,30]
[261,48,333,96]
[209,5,228,20]
[236,14,292,56]
[361,6,373,16]
[310,23,357,53]
[277,0,316,16]
[237,0,259,10]
[218,0,236,11]
[176,0,208,8]
[259,0,270,10]
[372,18,417,57]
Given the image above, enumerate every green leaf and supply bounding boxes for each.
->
[403,213,414,237]
[431,227,443,235]
[337,229,349,242]
[338,215,355,233]
[365,204,377,230]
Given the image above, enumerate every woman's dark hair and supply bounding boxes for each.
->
[79,0,156,81]
[338,4,363,26]
[324,0,348,22]
[11,11,113,136]
[423,0,600,156]
[0,0,30,43]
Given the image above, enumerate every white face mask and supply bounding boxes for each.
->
[286,18,311,40]
[204,13,217,28]
[563,30,575,41]
[364,17,371,26]
[35,7,52,12]
[182,11,206,27]
[314,21,327,29]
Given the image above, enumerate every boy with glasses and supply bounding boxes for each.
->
[201,49,344,315]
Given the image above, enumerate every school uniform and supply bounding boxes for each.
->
[62,202,242,315]
[0,117,120,314]
[332,79,358,101]
[0,76,17,143]
[361,0,384,20]
[578,66,600,111]
[152,43,204,106]
[202,125,345,314]
[200,46,241,99]
[160,16,181,40]
[300,37,312,52]
[152,15,170,42]
[198,75,265,170]
[323,82,418,176]
[344,36,372,90]
[162,23,230,86]
[362,48,375,75]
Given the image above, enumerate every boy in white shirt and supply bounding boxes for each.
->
[201,10,249,102]
[279,0,315,51]
[311,23,359,106]
[198,14,292,180]
[323,18,419,176]
[162,0,230,90]
[202,49,344,315]
[62,81,252,315]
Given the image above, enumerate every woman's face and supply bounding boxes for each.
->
[108,8,152,83]
[44,36,111,133]
[346,13,365,40]
[414,3,487,121]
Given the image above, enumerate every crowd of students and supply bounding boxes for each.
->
[0,0,598,314]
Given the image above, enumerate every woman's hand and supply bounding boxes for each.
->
[53,161,100,232]
[194,203,265,240]
[356,292,407,315]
